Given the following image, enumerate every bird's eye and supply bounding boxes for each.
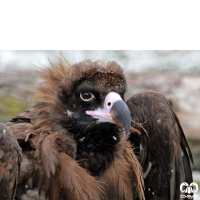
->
[80,92,94,101]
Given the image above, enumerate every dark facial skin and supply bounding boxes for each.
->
[59,78,126,128]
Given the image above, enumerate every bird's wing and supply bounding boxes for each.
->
[6,107,36,141]
[0,123,22,200]
[126,90,193,200]
[5,107,42,199]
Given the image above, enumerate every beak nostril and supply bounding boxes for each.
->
[108,102,111,106]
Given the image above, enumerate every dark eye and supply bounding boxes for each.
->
[80,92,94,101]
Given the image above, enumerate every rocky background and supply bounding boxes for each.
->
[0,51,200,196]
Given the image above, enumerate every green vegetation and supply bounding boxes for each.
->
[0,95,35,123]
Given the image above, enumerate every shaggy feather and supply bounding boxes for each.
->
[4,57,192,200]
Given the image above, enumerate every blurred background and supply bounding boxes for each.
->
[0,50,200,198]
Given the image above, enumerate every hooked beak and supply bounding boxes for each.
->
[86,92,131,135]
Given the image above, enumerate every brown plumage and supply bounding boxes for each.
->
[127,91,193,200]
[4,57,193,200]
[0,123,22,200]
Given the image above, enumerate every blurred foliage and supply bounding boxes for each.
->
[0,95,35,123]
[190,66,200,75]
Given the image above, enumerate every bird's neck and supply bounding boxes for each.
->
[73,123,123,176]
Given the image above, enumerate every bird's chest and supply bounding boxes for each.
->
[74,133,118,175]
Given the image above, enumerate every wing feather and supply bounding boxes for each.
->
[126,90,193,200]
[0,123,22,200]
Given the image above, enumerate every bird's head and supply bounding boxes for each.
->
[56,59,131,136]
[34,58,131,137]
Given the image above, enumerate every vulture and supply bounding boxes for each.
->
[1,57,193,200]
